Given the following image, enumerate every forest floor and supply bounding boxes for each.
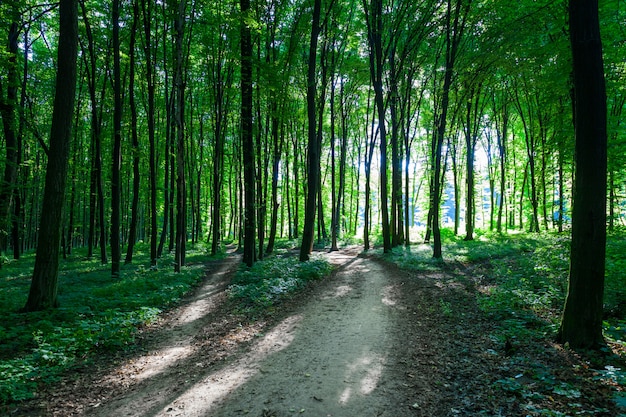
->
[14,247,621,416]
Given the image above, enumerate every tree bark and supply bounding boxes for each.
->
[0,21,19,256]
[299,0,322,262]
[141,0,158,267]
[241,0,256,267]
[558,0,607,349]
[23,0,78,311]
[125,0,141,264]
[174,0,187,272]
[111,0,123,278]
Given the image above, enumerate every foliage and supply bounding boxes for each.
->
[386,230,626,415]
[228,253,331,315]
[0,244,212,404]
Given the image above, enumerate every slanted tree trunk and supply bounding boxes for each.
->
[23,0,78,311]
[80,3,108,263]
[558,0,607,349]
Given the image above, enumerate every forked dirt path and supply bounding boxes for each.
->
[22,248,619,416]
[87,250,412,417]
[208,251,404,417]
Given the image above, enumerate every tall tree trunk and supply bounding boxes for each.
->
[363,0,391,253]
[210,60,231,255]
[558,0,607,349]
[173,0,187,272]
[432,0,469,258]
[363,89,375,250]
[125,0,141,264]
[241,0,256,267]
[111,0,123,278]
[141,0,158,267]
[0,21,19,256]
[23,0,78,311]
[299,0,322,262]
[80,3,108,263]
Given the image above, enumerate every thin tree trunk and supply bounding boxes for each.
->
[299,0,322,262]
[111,0,123,278]
[125,0,141,264]
[141,0,158,267]
[241,0,256,267]
[173,0,187,272]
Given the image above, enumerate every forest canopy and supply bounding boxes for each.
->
[0,1,622,325]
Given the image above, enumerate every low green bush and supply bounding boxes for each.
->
[228,254,332,314]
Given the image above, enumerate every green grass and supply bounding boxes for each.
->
[0,243,216,404]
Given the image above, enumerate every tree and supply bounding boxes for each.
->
[0,19,19,257]
[23,0,78,311]
[558,0,607,349]
[241,0,256,267]
[124,0,141,264]
[362,0,391,253]
[299,0,322,262]
[110,0,122,278]
[431,0,471,259]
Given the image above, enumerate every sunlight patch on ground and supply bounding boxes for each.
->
[173,283,222,325]
[381,285,398,306]
[128,346,195,382]
[327,285,353,298]
[153,314,302,417]
[339,352,386,405]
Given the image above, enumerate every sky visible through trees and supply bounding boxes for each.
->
[0,0,622,342]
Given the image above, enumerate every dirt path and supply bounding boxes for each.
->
[207,252,405,417]
[83,251,412,417]
[23,248,619,416]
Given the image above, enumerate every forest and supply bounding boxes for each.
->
[1,0,625,414]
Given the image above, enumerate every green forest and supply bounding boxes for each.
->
[1,0,625,415]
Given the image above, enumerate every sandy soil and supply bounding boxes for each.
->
[15,248,619,416]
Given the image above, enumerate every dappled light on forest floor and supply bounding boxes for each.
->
[108,257,238,386]
[339,351,386,404]
[326,284,353,298]
[153,314,301,416]
[381,284,399,306]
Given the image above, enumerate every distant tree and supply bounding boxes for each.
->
[23,0,78,311]
[558,0,607,349]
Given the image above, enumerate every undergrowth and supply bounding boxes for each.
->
[385,229,626,415]
[0,243,214,405]
[228,252,331,316]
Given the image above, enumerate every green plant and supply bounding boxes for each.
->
[228,255,331,314]
[0,244,215,405]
